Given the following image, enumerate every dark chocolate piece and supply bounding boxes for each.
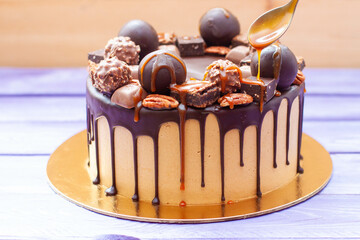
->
[170,80,220,108]
[240,76,277,103]
[251,44,298,90]
[199,8,240,47]
[231,34,249,48]
[118,20,159,60]
[226,45,250,65]
[88,49,105,64]
[176,36,205,57]
[105,36,140,65]
[138,50,187,94]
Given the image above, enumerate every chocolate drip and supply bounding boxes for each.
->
[132,137,139,201]
[239,130,244,167]
[297,91,305,173]
[86,77,305,204]
[273,110,278,168]
[105,127,117,196]
[178,103,187,191]
[92,117,100,185]
[285,103,291,165]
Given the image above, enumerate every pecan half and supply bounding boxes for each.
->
[218,93,253,109]
[142,94,179,110]
[205,46,231,56]
[293,70,305,85]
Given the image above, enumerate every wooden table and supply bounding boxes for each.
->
[0,68,359,239]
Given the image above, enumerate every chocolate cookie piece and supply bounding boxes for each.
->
[138,50,187,94]
[170,79,220,108]
[88,57,132,95]
[226,45,250,65]
[204,59,241,94]
[104,36,140,65]
[240,76,277,103]
[118,20,159,59]
[199,8,240,47]
[176,36,205,57]
[88,49,105,64]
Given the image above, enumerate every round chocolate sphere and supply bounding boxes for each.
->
[138,50,187,94]
[118,20,159,60]
[199,8,240,47]
[250,44,298,90]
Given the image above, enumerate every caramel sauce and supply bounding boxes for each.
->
[133,87,143,122]
[222,93,235,109]
[179,201,186,207]
[275,90,281,97]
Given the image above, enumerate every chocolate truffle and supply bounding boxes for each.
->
[138,50,187,94]
[89,57,132,95]
[204,59,241,94]
[199,8,240,47]
[104,36,140,65]
[118,20,159,59]
[250,44,298,90]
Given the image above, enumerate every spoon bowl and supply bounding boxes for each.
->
[248,0,299,49]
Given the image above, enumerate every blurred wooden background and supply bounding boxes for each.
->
[0,0,359,67]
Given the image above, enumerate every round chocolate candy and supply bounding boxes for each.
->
[250,44,298,90]
[199,8,240,47]
[138,50,187,94]
[118,20,159,60]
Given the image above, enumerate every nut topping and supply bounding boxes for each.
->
[218,93,253,109]
[293,70,305,85]
[142,94,179,110]
[205,46,231,56]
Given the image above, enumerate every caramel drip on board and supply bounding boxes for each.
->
[86,75,305,204]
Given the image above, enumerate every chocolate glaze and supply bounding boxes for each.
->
[86,70,305,203]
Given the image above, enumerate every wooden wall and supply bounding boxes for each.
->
[0,0,359,67]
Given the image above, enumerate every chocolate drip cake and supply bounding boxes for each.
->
[86,8,306,206]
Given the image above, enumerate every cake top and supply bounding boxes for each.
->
[87,7,306,118]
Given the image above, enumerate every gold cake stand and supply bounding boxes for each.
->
[47,130,332,223]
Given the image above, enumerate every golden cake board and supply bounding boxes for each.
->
[47,130,332,223]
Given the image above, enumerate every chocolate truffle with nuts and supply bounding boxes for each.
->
[89,57,132,95]
[204,59,241,94]
[104,36,140,65]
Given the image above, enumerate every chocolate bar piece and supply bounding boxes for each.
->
[240,76,277,103]
[88,49,105,64]
[226,45,250,65]
[231,34,249,48]
[176,36,205,57]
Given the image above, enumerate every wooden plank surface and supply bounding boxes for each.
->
[0,68,359,239]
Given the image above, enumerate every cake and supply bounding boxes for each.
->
[86,8,306,206]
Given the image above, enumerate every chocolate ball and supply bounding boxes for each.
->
[104,36,140,65]
[118,20,159,60]
[250,44,298,90]
[199,8,240,47]
[138,50,187,94]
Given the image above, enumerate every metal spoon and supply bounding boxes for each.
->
[248,0,299,49]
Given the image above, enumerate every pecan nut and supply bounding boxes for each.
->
[218,93,253,109]
[142,94,179,110]
[205,46,231,56]
[293,70,305,85]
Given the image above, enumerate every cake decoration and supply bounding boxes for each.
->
[104,36,140,65]
[88,49,105,64]
[118,20,159,59]
[88,57,132,95]
[138,50,187,94]
[142,94,179,110]
[204,46,231,56]
[199,8,240,46]
[293,70,305,85]
[158,32,177,45]
[231,33,249,48]
[176,36,205,57]
[218,93,253,109]
[225,45,251,65]
[110,80,147,109]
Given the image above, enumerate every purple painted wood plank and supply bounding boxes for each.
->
[0,67,359,96]
[0,67,87,95]
[0,94,359,123]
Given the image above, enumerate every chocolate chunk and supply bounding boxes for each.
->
[204,59,241,94]
[297,56,306,71]
[226,46,250,65]
[88,57,132,95]
[240,76,277,103]
[199,8,240,47]
[158,32,177,45]
[118,20,159,60]
[170,79,220,108]
[138,50,187,94]
[159,45,180,56]
[104,36,140,65]
[176,36,205,57]
[205,46,231,56]
[88,49,105,64]
[231,34,249,48]
[111,80,147,109]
